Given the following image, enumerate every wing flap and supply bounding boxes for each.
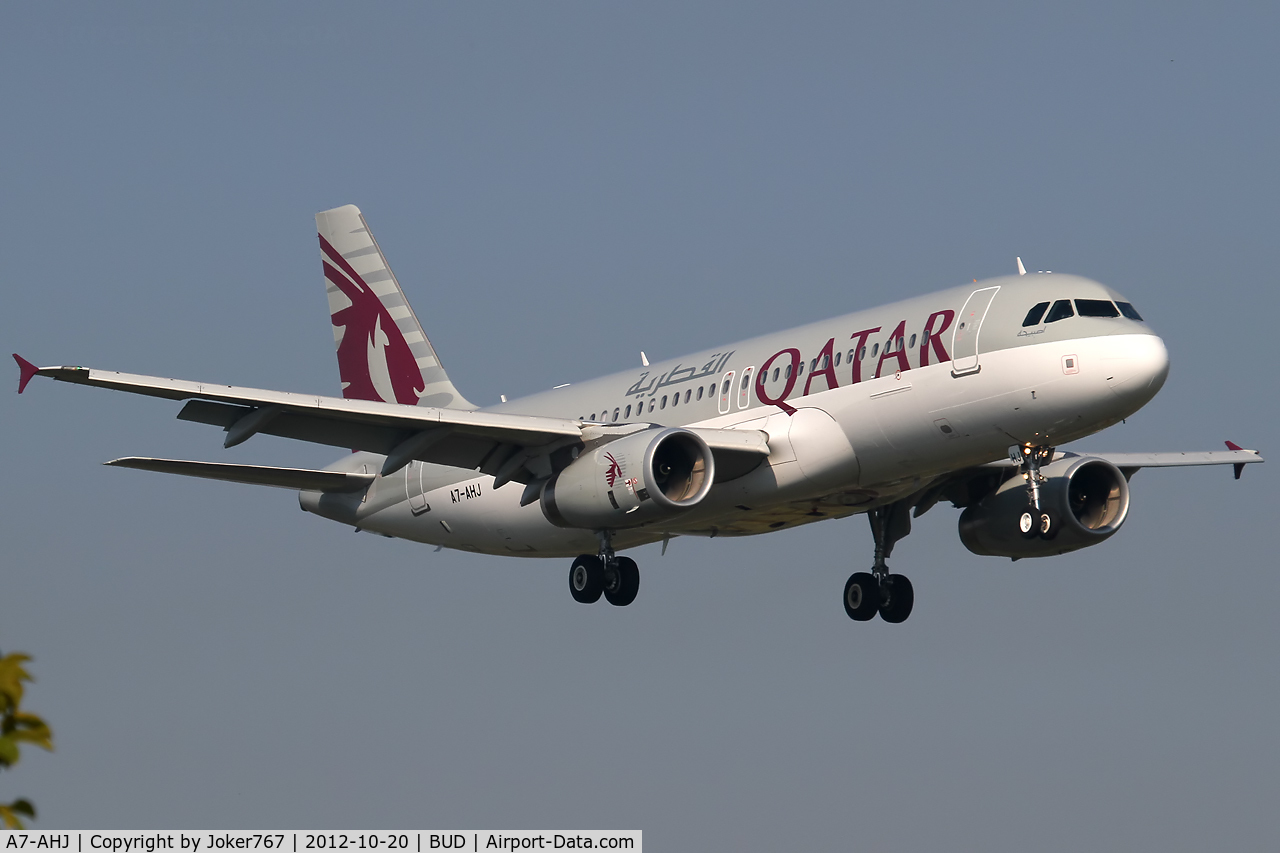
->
[105,458,375,492]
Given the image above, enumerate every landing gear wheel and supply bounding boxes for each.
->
[878,574,914,623]
[569,555,603,603]
[1019,505,1040,539]
[843,572,881,621]
[1038,509,1059,540]
[603,556,640,607]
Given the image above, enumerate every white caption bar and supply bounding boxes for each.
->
[0,833,641,853]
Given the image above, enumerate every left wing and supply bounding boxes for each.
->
[14,356,768,487]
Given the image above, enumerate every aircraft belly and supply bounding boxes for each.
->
[355,474,603,558]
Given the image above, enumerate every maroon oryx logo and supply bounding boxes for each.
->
[319,234,425,405]
[604,452,623,488]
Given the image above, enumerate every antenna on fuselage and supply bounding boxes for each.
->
[1017,257,1027,275]
[641,351,650,367]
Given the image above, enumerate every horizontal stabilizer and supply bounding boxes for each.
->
[105,458,375,492]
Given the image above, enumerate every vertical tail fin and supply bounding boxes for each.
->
[316,205,475,410]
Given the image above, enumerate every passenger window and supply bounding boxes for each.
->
[612,408,619,421]
[722,379,731,395]
[1117,301,1144,321]
[785,365,792,379]
[1045,300,1074,323]
[798,363,805,375]
[859,346,866,360]
[835,351,842,367]
[696,387,703,401]
[625,404,632,418]
[909,334,916,348]
[871,343,879,357]
[1075,299,1120,318]
[773,367,780,382]
[1022,302,1050,326]
[671,393,678,407]
[660,395,667,409]
[589,413,596,421]
[708,382,716,397]
[648,399,655,413]
[741,374,750,390]
[847,349,855,363]
[897,337,904,351]
[810,358,818,371]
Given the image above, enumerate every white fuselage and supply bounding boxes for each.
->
[311,274,1170,557]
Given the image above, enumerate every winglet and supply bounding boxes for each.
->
[13,354,39,394]
[1016,257,1027,276]
[1226,440,1247,479]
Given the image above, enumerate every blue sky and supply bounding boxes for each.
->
[2,3,1277,848]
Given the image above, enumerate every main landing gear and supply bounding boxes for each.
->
[569,530,639,607]
[1012,443,1059,541]
[844,502,915,623]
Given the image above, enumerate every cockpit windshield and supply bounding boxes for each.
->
[1044,299,1075,323]
[1022,297,1145,326]
[1075,299,1120,318]
[1117,301,1143,321]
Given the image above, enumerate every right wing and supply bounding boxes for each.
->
[980,446,1265,479]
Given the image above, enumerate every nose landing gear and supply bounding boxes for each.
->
[1012,444,1058,540]
[844,502,916,623]
[568,530,640,607]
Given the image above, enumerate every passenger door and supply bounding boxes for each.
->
[951,286,1000,376]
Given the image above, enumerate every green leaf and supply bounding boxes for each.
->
[0,654,34,715]
[0,735,21,767]
[0,799,34,829]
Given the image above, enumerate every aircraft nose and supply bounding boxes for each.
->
[1104,333,1169,404]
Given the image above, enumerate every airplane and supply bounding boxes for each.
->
[13,205,1263,623]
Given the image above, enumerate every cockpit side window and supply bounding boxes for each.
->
[1117,301,1144,321]
[1022,302,1050,326]
[1075,299,1120,318]
[1044,299,1075,323]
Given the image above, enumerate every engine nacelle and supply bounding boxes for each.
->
[958,456,1130,558]
[541,427,715,529]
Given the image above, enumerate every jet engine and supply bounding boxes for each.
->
[958,456,1130,558]
[541,427,715,529]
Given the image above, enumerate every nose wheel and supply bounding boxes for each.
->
[1011,443,1058,540]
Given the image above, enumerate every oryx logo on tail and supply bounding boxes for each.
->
[319,234,425,405]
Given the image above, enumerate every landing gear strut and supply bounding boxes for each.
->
[844,502,915,623]
[1011,443,1058,540]
[568,530,640,607]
